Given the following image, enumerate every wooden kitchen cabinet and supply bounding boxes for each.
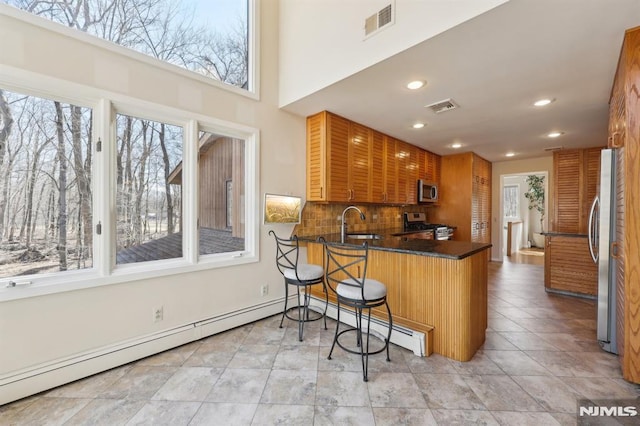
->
[432,152,491,243]
[306,111,349,202]
[551,147,603,234]
[420,150,440,183]
[306,111,439,204]
[347,121,372,202]
[544,234,597,296]
[306,111,371,202]
[396,140,419,205]
[607,26,640,384]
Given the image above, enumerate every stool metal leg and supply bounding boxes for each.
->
[327,299,341,360]
[279,279,289,329]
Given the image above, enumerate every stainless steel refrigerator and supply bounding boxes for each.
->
[588,148,618,354]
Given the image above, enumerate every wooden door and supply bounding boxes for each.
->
[553,150,582,233]
[306,112,326,201]
[325,113,350,202]
[370,130,385,203]
[383,136,399,203]
[403,142,419,204]
[347,122,371,202]
[434,152,473,240]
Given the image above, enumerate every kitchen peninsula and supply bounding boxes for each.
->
[302,230,491,362]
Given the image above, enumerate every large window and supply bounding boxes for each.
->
[1,0,251,91]
[0,85,257,294]
[0,89,93,279]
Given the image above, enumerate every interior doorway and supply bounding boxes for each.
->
[499,171,549,263]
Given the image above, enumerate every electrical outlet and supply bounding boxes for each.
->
[260,284,269,296]
[153,306,164,322]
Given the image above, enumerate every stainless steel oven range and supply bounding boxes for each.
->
[403,212,454,240]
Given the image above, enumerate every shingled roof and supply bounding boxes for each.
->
[116,227,244,264]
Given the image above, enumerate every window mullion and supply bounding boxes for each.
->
[183,120,199,264]
[94,98,113,276]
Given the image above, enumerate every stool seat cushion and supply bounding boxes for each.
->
[337,278,387,301]
[284,263,324,281]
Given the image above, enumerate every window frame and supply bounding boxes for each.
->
[503,184,520,220]
[0,70,260,302]
[0,1,259,99]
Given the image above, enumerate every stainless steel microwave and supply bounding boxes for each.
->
[418,180,438,202]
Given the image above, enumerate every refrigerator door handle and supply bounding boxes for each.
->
[588,196,600,263]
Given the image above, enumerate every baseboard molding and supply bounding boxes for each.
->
[306,296,426,357]
[0,297,291,405]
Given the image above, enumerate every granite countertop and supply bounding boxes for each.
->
[300,228,492,260]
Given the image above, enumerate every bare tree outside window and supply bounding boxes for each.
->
[115,114,183,264]
[2,0,249,89]
[0,90,93,278]
[504,185,519,219]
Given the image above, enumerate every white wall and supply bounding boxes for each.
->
[491,156,553,261]
[0,3,307,403]
[278,0,509,107]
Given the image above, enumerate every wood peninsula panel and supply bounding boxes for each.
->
[544,234,597,296]
[307,242,489,361]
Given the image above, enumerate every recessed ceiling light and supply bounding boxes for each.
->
[534,98,555,107]
[547,131,564,138]
[505,152,516,157]
[412,122,425,129]
[407,80,426,90]
[451,142,462,149]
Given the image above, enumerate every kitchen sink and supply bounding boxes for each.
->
[345,233,383,240]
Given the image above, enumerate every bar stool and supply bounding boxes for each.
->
[323,240,392,382]
[269,230,328,341]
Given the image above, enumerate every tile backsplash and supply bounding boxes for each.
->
[291,202,433,237]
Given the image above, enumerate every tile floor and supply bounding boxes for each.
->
[2,260,639,425]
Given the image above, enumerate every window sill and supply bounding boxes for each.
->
[0,253,257,302]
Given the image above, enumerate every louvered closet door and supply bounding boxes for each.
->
[554,150,581,233]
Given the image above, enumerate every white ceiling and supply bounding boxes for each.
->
[281,0,640,163]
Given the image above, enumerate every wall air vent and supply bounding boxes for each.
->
[425,98,459,114]
[364,3,394,37]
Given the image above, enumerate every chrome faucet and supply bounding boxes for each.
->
[341,205,366,243]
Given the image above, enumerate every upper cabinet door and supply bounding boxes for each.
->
[371,131,386,203]
[348,122,372,202]
[306,112,326,201]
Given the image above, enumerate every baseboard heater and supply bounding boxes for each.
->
[306,296,427,357]
[0,297,289,405]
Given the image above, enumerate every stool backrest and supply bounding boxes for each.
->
[324,241,369,299]
[269,230,301,279]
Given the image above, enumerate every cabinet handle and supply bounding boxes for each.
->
[320,187,323,198]
[609,131,623,148]
[611,241,621,259]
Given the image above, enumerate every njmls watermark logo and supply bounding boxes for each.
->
[578,399,640,425]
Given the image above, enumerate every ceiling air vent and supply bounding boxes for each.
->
[425,98,459,114]
[544,146,564,152]
[364,3,394,37]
